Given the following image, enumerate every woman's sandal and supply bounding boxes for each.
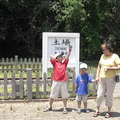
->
[93,111,100,117]
[43,107,52,112]
[105,112,111,118]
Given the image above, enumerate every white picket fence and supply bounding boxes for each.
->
[0,70,97,102]
[0,55,42,73]
[0,56,97,101]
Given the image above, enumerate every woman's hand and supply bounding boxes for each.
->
[104,67,111,71]
[104,66,120,71]
[95,77,100,83]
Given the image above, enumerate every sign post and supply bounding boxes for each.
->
[42,32,80,78]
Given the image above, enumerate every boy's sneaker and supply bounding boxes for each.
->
[63,109,67,114]
[43,107,52,112]
[77,109,81,114]
[83,109,90,113]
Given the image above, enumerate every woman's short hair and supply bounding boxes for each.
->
[101,42,113,53]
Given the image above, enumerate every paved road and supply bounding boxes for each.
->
[0,98,120,120]
[0,82,119,120]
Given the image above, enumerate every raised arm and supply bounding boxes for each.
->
[50,55,55,60]
[65,44,72,60]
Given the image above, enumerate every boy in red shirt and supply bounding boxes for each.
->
[44,44,72,114]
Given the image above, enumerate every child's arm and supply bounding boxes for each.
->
[65,44,72,60]
[50,55,55,60]
[74,84,77,94]
[91,79,97,83]
[88,74,97,83]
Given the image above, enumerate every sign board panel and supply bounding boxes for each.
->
[42,32,80,77]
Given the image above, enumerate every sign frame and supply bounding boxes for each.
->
[42,32,80,77]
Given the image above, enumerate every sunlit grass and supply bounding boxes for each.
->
[0,62,99,99]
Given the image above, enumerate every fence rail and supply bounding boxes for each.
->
[0,55,42,73]
[0,55,97,101]
[0,69,97,101]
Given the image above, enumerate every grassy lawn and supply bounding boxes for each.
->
[0,60,99,78]
[0,70,53,79]
[0,61,98,99]
[0,71,38,79]
[1,61,120,100]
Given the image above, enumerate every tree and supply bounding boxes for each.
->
[98,0,120,55]
[55,0,101,61]
[0,0,58,58]
[0,0,120,60]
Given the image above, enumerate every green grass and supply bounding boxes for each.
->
[0,64,43,79]
[0,70,54,79]
[0,62,98,99]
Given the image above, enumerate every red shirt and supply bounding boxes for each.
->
[50,59,68,81]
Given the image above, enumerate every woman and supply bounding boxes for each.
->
[93,42,120,118]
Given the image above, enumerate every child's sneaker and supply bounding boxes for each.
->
[77,109,81,114]
[43,107,52,112]
[63,109,67,114]
[84,109,90,113]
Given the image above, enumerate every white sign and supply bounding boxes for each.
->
[48,37,75,65]
[42,32,80,77]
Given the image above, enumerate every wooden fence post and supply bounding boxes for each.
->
[72,71,76,96]
[4,73,8,99]
[12,73,16,99]
[20,72,24,99]
[43,72,47,98]
[27,69,33,102]
[15,55,18,74]
[10,58,13,72]
[36,72,40,99]
[2,58,5,72]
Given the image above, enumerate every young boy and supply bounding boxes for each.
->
[74,63,96,114]
[44,44,72,114]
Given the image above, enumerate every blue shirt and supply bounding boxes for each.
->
[74,73,93,95]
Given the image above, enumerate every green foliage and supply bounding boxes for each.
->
[56,0,101,60]
[57,0,86,31]
[98,0,120,55]
[0,0,58,58]
[0,0,120,60]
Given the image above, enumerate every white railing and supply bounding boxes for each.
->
[0,55,42,73]
[0,56,97,101]
[0,69,97,101]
